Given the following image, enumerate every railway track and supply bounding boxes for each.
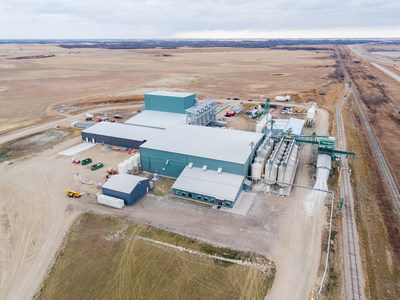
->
[336,83,365,300]
[338,47,400,220]
[336,45,400,299]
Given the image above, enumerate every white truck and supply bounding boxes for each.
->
[275,95,291,102]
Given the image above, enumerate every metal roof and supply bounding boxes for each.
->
[316,154,332,169]
[145,91,195,98]
[141,124,263,164]
[284,118,305,136]
[124,110,187,129]
[102,174,148,194]
[172,166,244,201]
[82,122,160,141]
[267,119,288,131]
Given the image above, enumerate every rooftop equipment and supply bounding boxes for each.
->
[185,99,217,126]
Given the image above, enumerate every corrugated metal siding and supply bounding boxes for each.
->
[172,188,236,207]
[140,147,248,177]
[101,188,130,204]
[144,94,196,114]
[81,132,144,149]
[102,179,150,205]
[129,179,150,205]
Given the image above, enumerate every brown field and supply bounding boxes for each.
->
[37,214,275,300]
[0,44,336,134]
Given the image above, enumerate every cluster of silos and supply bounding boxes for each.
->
[255,113,272,133]
[277,141,299,187]
[118,153,141,174]
[264,138,286,185]
[251,134,274,178]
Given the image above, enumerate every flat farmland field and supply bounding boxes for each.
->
[0,44,336,134]
[36,214,275,300]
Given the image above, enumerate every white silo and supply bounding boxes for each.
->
[251,162,263,178]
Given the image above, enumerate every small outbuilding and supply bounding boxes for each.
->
[102,174,150,205]
[172,166,245,207]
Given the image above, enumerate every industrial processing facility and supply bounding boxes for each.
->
[83,91,354,208]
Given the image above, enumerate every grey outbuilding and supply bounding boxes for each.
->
[102,174,150,205]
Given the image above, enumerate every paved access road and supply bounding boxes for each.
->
[371,62,400,83]
[348,45,400,66]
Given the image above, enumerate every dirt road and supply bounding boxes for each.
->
[0,104,140,146]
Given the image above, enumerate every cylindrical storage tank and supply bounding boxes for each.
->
[269,139,274,147]
[251,162,262,179]
[266,145,273,159]
[136,153,141,166]
[118,162,127,174]
[270,163,278,182]
[258,157,265,174]
[126,159,133,172]
[278,164,287,187]
[261,147,269,159]
[254,156,260,163]
[132,155,138,168]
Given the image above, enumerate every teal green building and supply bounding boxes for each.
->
[140,124,263,178]
[144,91,197,114]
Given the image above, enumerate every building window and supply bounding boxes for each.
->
[197,195,202,200]
[182,192,186,197]
[175,190,179,195]
[188,193,193,198]
[204,197,208,202]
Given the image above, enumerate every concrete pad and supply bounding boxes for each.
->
[58,142,96,156]
[218,191,254,216]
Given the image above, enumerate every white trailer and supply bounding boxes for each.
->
[97,194,125,209]
[275,95,291,102]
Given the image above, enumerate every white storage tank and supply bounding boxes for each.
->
[258,157,265,173]
[118,162,128,174]
[278,164,286,185]
[251,162,263,178]
[256,121,264,133]
[261,147,269,159]
[126,159,134,172]
[135,153,141,166]
[131,155,139,168]
[307,105,316,120]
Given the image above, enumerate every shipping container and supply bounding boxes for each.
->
[97,194,125,209]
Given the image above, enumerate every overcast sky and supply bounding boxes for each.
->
[0,0,399,39]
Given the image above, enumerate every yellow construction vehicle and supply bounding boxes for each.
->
[66,190,80,198]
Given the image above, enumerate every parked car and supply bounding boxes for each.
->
[81,158,92,165]
[91,162,104,171]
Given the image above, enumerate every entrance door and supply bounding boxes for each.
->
[217,200,223,206]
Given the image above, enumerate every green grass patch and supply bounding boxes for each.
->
[150,177,176,196]
[36,214,275,300]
